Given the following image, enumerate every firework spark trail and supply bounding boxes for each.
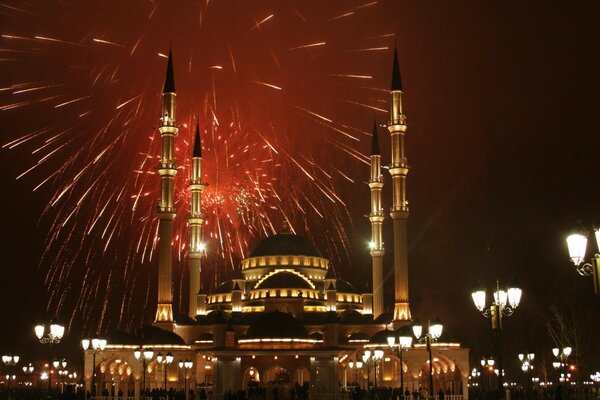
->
[0,0,395,332]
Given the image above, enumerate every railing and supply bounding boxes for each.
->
[338,393,463,400]
[91,397,165,400]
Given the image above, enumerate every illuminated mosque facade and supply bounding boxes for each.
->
[82,48,470,400]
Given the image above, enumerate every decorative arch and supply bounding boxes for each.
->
[254,269,316,290]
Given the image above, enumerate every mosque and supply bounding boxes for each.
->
[82,48,470,400]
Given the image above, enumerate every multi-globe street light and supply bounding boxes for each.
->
[413,318,443,398]
[472,281,522,398]
[552,346,572,384]
[53,359,67,393]
[34,321,65,393]
[2,354,20,398]
[362,350,373,389]
[565,227,600,293]
[81,337,107,397]
[361,349,383,389]
[178,359,193,400]
[387,327,413,397]
[518,353,535,398]
[134,347,154,395]
[156,352,174,391]
[481,357,496,392]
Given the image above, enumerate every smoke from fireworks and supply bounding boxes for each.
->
[0,0,395,333]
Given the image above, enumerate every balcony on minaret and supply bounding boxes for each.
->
[157,204,176,214]
[159,161,177,170]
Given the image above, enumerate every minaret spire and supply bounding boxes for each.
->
[188,121,205,317]
[163,47,176,93]
[155,48,178,324]
[368,120,385,317]
[387,45,411,323]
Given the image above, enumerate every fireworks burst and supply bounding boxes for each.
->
[0,0,395,332]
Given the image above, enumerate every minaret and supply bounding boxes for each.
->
[155,48,177,323]
[188,122,205,318]
[368,120,385,317]
[388,46,412,322]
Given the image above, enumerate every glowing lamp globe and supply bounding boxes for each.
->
[429,318,443,339]
[471,289,486,311]
[412,320,423,340]
[399,334,413,349]
[566,234,587,266]
[493,289,508,307]
[387,335,396,347]
[507,286,522,308]
[35,325,45,340]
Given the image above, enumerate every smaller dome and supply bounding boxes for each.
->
[137,326,185,345]
[336,279,360,294]
[105,330,139,345]
[370,328,395,345]
[249,233,322,258]
[256,272,313,289]
[212,280,233,294]
[245,311,308,339]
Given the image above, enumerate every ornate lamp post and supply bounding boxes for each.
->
[362,350,372,389]
[481,358,495,393]
[156,352,174,392]
[472,281,522,399]
[178,359,193,400]
[565,227,600,293]
[387,328,414,396]
[373,348,384,389]
[552,347,572,384]
[82,337,107,397]
[134,347,154,396]
[53,360,67,393]
[2,354,19,398]
[518,353,535,399]
[413,318,444,398]
[35,321,65,393]
[355,360,364,388]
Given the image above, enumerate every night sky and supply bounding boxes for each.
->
[1,0,599,380]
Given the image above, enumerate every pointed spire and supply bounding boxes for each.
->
[371,120,380,156]
[391,45,403,91]
[193,122,202,157]
[163,47,176,93]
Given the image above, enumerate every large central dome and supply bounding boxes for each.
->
[249,233,322,258]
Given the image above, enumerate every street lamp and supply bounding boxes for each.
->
[22,363,34,374]
[565,227,600,293]
[34,321,65,393]
[355,360,364,388]
[53,359,67,392]
[471,280,522,398]
[518,353,535,399]
[2,354,19,397]
[178,359,193,400]
[134,347,154,395]
[362,350,372,389]
[82,337,107,397]
[387,327,414,396]
[373,348,384,388]
[156,352,174,392]
[413,318,444,398]
[481,358,496,392]
[552,346,572,383]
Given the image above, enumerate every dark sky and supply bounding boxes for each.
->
[1,0,599,380]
